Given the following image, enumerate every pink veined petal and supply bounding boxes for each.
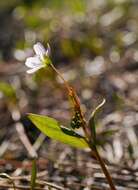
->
[33,42,46,57]
[25,56,42,68]
[26,65,44,74]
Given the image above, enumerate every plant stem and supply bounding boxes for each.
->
[92,147,117,190]
[50,63,90,138]
[50,63,71,92]
[50,62,116,189]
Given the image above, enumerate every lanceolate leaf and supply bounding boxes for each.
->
[28,114,88,149]
[88,99,106,145]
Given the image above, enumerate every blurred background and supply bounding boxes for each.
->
[0,0,138,189]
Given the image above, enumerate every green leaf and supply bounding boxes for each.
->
[28,114,88,149]
[88,99,106,145]
[30,159,37,190]
[0,82,17,103]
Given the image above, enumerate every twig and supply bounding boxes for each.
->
[33,133,46,151]
[0,178,64,190]
[15,122,37,158]
[0,183,45,190]
[8,105,38,158]
[0,141,9,157]
[2,175,64,190]
[0,173,16,190]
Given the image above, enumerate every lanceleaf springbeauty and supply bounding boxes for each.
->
[25,42,51,74]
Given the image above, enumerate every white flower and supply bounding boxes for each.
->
[25,42,51,74]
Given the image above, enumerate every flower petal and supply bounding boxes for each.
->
[25,56,42,68]
[45,43,51,57]
[33,42,46,58]
[26,65,44,74]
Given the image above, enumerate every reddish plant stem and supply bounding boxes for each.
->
[50,63,90,138]
[68,87,90,139]
[92,146,117,190]
[50,63,116,190]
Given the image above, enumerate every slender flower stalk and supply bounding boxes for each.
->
[50,63,71,93]
[50,63,90,140]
